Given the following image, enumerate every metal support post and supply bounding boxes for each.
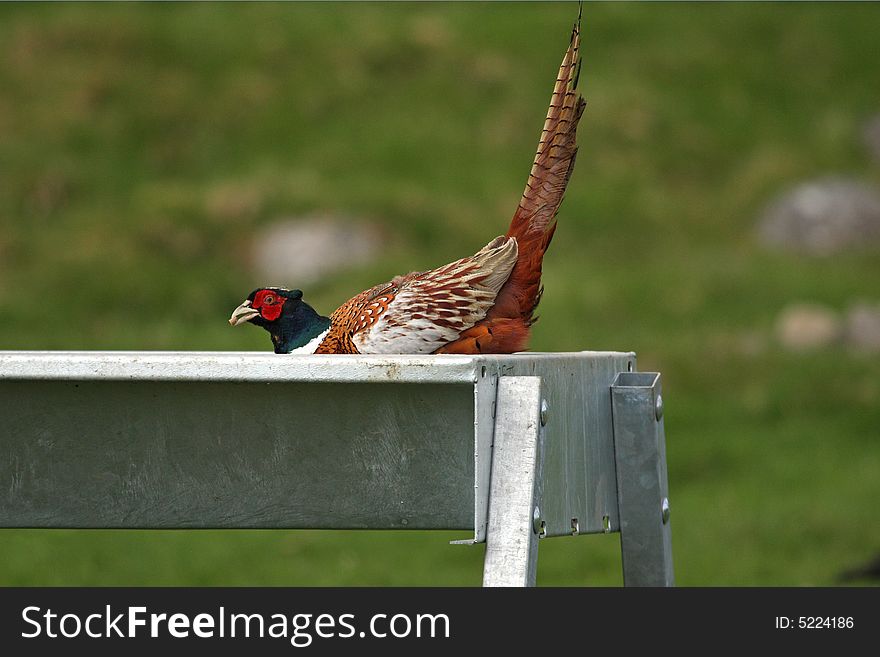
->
[482,376,546,587]
[610,372,674,586]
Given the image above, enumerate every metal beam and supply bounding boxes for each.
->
[0,379,476,530]
[0,351,634,542]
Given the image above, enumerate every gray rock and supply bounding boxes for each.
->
[863,114,880,164]
[758,178,880,255]
[845,301,880,354]
[776,303,843,351]
[250,216,382,287]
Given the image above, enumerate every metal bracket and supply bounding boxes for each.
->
[610,372,675,586]
[482,376,545,587]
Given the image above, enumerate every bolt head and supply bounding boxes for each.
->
[661,497,670,524]
[655,394,664,421]
[540,399,549,426]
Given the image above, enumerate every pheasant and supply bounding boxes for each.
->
[229,13,585,355]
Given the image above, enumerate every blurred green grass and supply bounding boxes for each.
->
[1,2,879,585]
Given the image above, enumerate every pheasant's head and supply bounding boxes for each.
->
[229,287,301,327]
[228,287,330,354]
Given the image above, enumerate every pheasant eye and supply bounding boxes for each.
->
[263,295,275,305]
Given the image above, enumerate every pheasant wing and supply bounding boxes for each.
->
[342,236,519,354]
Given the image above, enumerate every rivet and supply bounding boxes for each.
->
[602,514,611,533]
[540,399,549,426]
[532,506,545,535]
[655,394,664,421]
[570,518,579,535]
[661,498,670,524]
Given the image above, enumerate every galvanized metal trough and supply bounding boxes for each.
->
[0,351,673,586]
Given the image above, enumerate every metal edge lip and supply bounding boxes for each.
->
[0,351,638,384]
[611,371,660,388]
[0,351,482,384]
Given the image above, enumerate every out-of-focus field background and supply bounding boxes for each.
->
[1,2,879,585]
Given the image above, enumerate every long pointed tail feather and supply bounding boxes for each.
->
[492,10,585,325]
[437,11,585,354]
[509,14,585,244]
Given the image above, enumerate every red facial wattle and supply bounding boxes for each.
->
[252,290,284,322]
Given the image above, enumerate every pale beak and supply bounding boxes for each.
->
[228,300,260,326]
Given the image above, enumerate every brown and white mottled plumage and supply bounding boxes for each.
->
[317,236,518,354]
[229,12,585,355]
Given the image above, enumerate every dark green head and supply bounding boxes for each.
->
[228,287,330,353]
